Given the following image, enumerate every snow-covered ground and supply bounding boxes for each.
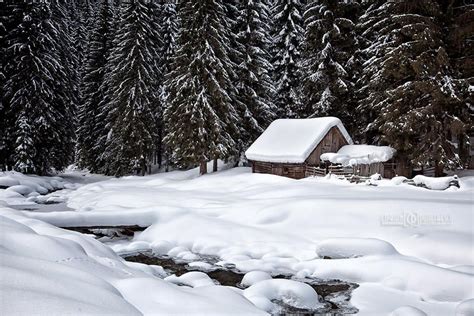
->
[1,167,473,315]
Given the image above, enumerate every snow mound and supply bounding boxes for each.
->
[0,212,140,315]
[391,176,408,185]
[390,306,427,316]
[245,117,352,163]
[321,145,396,166]
[456,299,474,316]
[6,184,36,196]
[316,238,399,258]
[0,208,265,315]
[165,272,216,288]
[413,175,458,190]
[241,271,272,287]
[243,279,322,313]
[125,261,168,278]
[0,171,69,205]
[188,261,215,272]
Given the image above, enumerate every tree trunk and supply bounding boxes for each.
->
[434,160,444,177]
[213,158,218,172]
[200,161,207,175]
[141,158,146,176]
[157,128,163,168]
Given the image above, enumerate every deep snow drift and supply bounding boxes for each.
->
[1,167,473,315]
[0,207,265,315]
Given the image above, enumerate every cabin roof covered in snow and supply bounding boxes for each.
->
[320,145,396,166]
[245,117,353,163]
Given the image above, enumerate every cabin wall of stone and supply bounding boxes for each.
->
[305,127,349,166]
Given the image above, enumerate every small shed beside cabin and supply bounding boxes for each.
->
[245,117,353,179]
[320,145,400,178]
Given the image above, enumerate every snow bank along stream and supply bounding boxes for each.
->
[1,168,473,315]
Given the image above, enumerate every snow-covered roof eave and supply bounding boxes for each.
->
[245,117,353,164]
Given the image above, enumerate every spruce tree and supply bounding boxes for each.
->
[76,0,115,171]
[0,2,26,170]
[0,2,10,170]
[271,0,304,118]
[443,0,473,165]
[223,0,243,107]
[357,0,469,175]
[235,0,276,152]
[155,0,178,170]
[4,1,75,174]
[164,0,239,175]
[302,0,358,128]
[158,0,178,78]
[92,1,125,173]
[73,0,96,93]
[146,0,167,168]
[222,0,245,169]
[102,0,161,176]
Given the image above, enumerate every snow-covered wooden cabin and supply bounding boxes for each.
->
[245,117,353,179]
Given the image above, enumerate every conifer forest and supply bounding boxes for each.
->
[0,0,472,176]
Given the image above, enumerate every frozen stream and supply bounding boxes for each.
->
[13,196,360,315]
[61,224,360,315]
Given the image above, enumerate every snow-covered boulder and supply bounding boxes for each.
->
[241,271,272,287]
[243,279,322,313]
[413,175,459,190]
[165,272,216,288]
[391,176,408,185]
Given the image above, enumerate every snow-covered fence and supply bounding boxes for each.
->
[305,166,327,177]
[328,165,353,177]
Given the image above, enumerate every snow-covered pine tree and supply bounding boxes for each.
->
[222,0,245,169]
[50,0,78,155]
[91,2,123,174]
[358,0,469,175]
[76,0,115,172]
[0,2,27,170]
[271,0,305,118]
[222,0,242,98]
[101,0,161,176]
[158,0,178,78]
[0,2,11,170]
[302,0,358,130]
[164,0,239,175]
[443,0,473,165]
[4,1,75,174]
[145,0,166,168]
[235,0,276,152]
[155,0,178,170]
[73,0,97,94]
